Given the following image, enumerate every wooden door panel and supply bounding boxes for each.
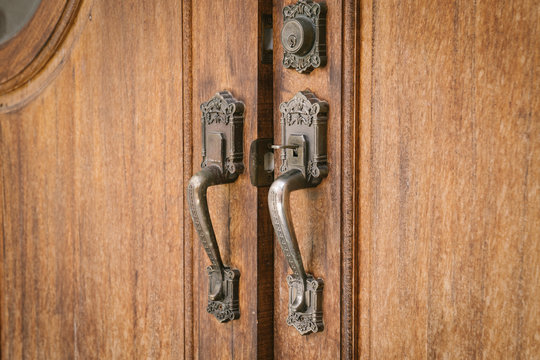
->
[1,1,186,358]
[1,100,78,358]
[359,0,539,358]
[190,1,273,358]
[272,0,347,358]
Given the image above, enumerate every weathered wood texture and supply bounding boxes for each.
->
[272,0,344,358]
[190,0,274,358]
[358,0,539,358]
[1,1,187,358]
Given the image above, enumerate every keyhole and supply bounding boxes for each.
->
[288,34,297,48]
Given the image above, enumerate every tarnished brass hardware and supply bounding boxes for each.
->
[281,0,327,74]
[249,138,275,187]
[187,90,244,323]
[268,90,328,335]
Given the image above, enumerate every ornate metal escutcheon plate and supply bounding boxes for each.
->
[206,267,240,322]
[199,91,244,176]
[187,90,244,323]
[281,0,327,73]
[286,275,324,335]
[278,90,329,184]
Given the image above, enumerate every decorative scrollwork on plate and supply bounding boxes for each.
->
[285,274,324,335]
[201,97,237,125]
[200,90,244,181]
[307,159,320,178]
[281,0,326,73]
[283,0,321,19]
[278,90,328,185]
[279,92,321,127]
[286,312,319,335]
[207,301,236,323]
[280,159,289,173]
[206,266,240,323]
[283,52,323,74]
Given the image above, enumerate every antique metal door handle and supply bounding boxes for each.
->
[268,90,328,335]
[187,90,244,323]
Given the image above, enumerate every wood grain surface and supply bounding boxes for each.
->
[1,1,186,358]
[358,0,539,358]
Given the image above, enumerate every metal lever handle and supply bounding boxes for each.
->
[268,90,328,335]
[188,166,228,300]
[268,169,309,311]
[188,90,244,323]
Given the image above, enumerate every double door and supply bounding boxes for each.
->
[1,0,538,359]
[189,1,349,358]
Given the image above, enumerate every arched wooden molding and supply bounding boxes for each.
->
[0,0,92,113]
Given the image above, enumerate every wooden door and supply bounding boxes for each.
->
[1,0,189,358]
[357,1,539,358]
[0,0,277,358]
[189,1,274,358]
[270,0,539,357]
[270,0,356,358]
[1,0,538,359]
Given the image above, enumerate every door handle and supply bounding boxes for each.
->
[187,90,244,323]
[268,90,328,335]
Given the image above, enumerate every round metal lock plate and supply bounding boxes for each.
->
[281,17,314,56]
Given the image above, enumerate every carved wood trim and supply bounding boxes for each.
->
[181,0,194,358]
[341,0,361,358]
[0,0,93,113]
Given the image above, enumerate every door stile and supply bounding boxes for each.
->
[188,1,275,358]
[182,0,194,358]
